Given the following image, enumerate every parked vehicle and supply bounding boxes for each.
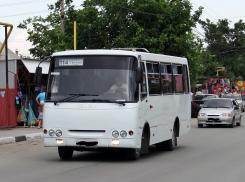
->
[223,94,244,112]
[197,98,241,128]
[191,94,218,117]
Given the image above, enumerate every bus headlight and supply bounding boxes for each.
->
[56,130,62,137]
[120,130,127,138]
[49,129,55,137]
[112,130,119,138]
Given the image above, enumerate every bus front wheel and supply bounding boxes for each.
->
[127,148,140,160]
[58,147,74,160]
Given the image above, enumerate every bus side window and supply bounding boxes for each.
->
[173,65,184,93]
[141,63,147,100]
[160,64,173,94]
[183,65,189,93]
[146,62,161,95]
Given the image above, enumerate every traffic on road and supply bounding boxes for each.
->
[1,116,245,182]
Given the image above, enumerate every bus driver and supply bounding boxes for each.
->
[106,76,128,94]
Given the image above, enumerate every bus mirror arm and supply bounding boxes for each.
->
[136,67,143,83]
[34,56,50,85]
[34,67,42,85]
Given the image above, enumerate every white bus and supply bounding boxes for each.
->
[40,48,191,160]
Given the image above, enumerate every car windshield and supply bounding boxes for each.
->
[194,95,216,101]
[203,99,232,108]
[46,56,138,102]
[223,95,241,100]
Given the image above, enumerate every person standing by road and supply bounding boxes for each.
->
[38,101,44,129]
[36,88,46,106]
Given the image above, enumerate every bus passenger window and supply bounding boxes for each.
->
[160,64,173,94]
[146,63,161,95]
[140,63,147,100]
[173,65,184,93]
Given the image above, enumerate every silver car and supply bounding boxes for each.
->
[197,98,241,128]
[223,94,244,112]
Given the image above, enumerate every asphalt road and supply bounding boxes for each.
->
[1,116,245,182]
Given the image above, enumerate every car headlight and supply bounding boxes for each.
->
[198,113,206,117]
[56,130,62,137]
[120,130,127,138]
[112,130,119,138]
[49,129,55,137]
[221,113,231,117]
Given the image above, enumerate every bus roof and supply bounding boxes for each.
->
[52,49,188,65]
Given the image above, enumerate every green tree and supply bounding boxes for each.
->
[18,0,203,84]
[200,19,245,79]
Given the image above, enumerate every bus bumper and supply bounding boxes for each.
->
[44,137,139,149]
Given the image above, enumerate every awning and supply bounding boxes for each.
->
[21,59,50,74]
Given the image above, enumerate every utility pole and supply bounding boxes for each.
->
[5,26,9,128]
[60,0,64,34]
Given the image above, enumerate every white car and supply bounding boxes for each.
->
[223,94,244,112]
[197,98,242,128]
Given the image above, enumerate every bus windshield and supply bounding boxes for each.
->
[46,56,138,103]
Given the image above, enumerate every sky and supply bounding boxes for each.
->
[1,0,245,57]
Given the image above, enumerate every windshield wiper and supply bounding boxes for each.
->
[79,99,126,106]
[54,93,99,105]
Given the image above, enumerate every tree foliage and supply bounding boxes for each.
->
[199,19,245,79]
[18,0,203,84]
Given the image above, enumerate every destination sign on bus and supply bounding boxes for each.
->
[59,59,84,66]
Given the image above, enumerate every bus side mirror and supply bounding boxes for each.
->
[136,67,143,83]
[34,67,42,85]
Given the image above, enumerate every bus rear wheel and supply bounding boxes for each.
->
[58,147,74,160]
[165,126,177,151]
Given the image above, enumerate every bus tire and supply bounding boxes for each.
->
[127,148,141,160]
[58,147,74,160]
[140,127,149,154]
[165,126,176,151]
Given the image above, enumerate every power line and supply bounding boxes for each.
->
[0,10,49,18]
[197,0,223,19]
[0,5,81,18]
[189,0,216,20]
[215,16,245,20]
[1,0,51,7]
[192,28,205,37]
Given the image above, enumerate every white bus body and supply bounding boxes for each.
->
[43,49,191,160]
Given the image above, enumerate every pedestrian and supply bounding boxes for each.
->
[38,101,44,129]
[36,88,46,106]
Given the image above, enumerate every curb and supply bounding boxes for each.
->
[0,133,43,145]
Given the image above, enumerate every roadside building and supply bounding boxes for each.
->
[0,42,50,128]
[0,42,20,128]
